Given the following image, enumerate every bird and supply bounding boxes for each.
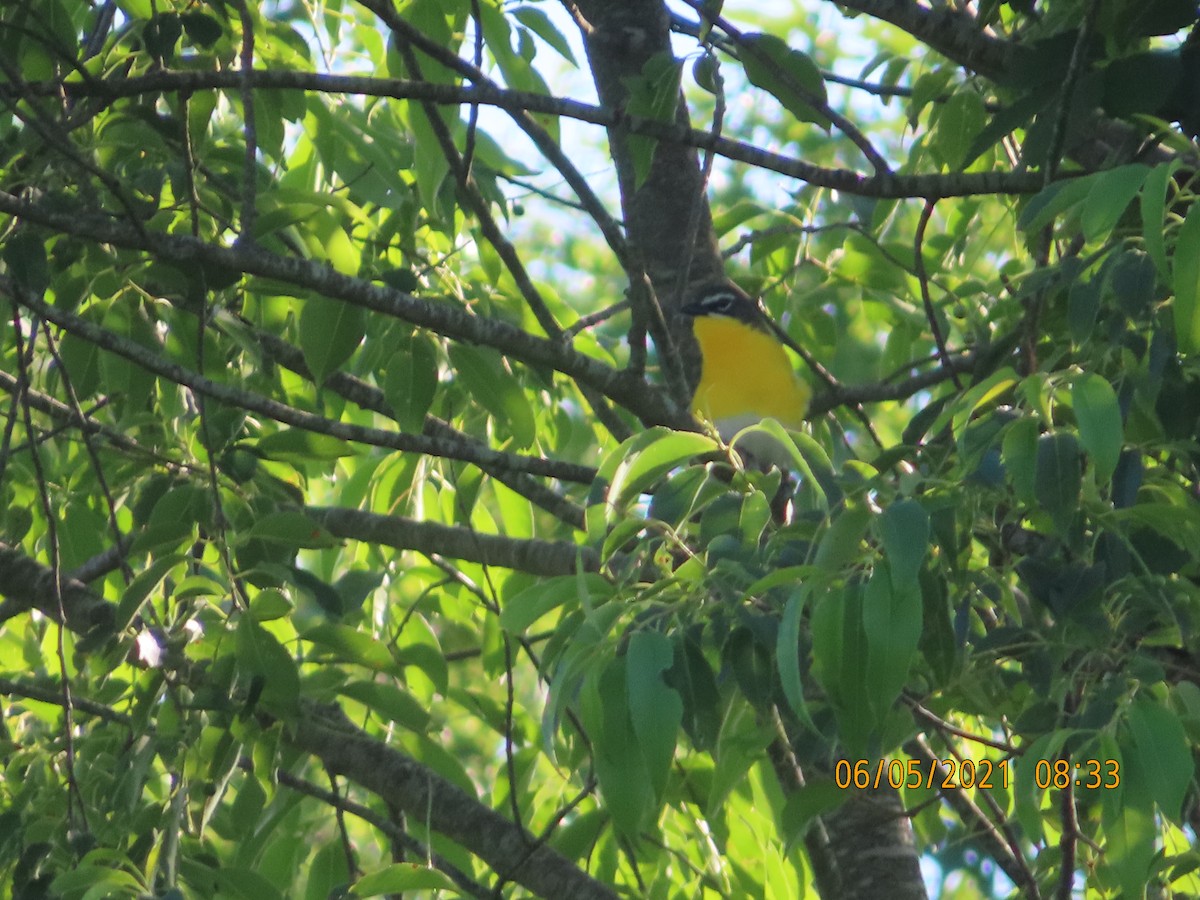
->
[680,282,811,471]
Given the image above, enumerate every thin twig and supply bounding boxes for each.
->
[37,323,133,585]
[1042,0,1101,184]
[12,286,601,483]
[231,0,258,240]
[914,199,964,389]
[11,306,90,833]
[271,767,491,899]
[679,0,891,175]
[464,0,484,177]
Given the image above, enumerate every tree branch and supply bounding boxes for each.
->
[291,704,621,900]
[0,541,113,632]
[5,70,1051,199]
[308,506,600,576]
[0,540,618,900]
[0,190,682,430]
[6,282,597,483]
[249,329,588,531]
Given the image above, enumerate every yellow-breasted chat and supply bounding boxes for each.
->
[681,282,811,470]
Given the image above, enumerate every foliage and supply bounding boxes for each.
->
[1,0,1199,898]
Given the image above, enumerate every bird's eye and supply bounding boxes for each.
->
[707,292,736,313]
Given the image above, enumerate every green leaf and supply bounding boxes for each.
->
[51,867,145,894]
[1034,432,1081,535]
[448,344,537,449]
[402,97,452,217]
[1102,50,1182,117]
[1080,165,1150,243]
[255,429,354,463]
[1114,0,1198,37]
[210,867,287,900]
[961,87,1053,168]
[383,337,438,432]
[602,515,650,563]
[607,428,718,511]
[740,33,830,129]
[862,564,922,720]
[814,502,871,572]
[918,566,957,685]
[247,510,338,548]
[623,52,684,186]
[1103,802,1158,899]
[838,232,910,291]
[1013,731,1068,844]
[57,329,102,398]
[1002,415,1040,503]
[299,295,365,384]
[351,865,460,896]
[249,588,294,622]
[115,554,185,632]
[1071,373,1123,482]
[665,636,722,749]
[1140,159,1180,279]
[931,91,987,170]
[646,465,709,527]
[1123,696,1193,822]
[140,485,205,547]
[583,660,655,838]
[1172,200,1200,355]
[777,585,815,728]
[1068,275,1102,343]
[180,11,223,48]
[236,616,300,718]
[626,631,682,801]
[941,367,1019,440]
[513,6,577,64]
[811,584,871,753]
[879,499,929,591]
[478,1,552,99]
[781,780,846,845]
[499,574,611,634]
[789,430,836,510]
[340,681,431,732]
[143,13,182,60]
[1018,176,1093,235]
[302,623,402,675]
[3,231,50,295]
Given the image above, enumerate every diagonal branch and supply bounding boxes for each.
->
[292,704,621,900]
[7,282,598,483]
[0,189,685,430]
[250,330,589,530]
[0,540,619,900]
[0,541,113,631]
[309,506,600,576]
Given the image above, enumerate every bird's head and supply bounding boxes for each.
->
[681,283,765,328]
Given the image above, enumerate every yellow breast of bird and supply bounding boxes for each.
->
[691,315,811,439]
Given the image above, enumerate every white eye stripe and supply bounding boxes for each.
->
[703,291,739,313]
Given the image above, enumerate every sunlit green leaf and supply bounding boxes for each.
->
[1080,165,1150,242]
[1173,201,1200,355]
[1071,373,1123,482]
[299,295,365,385]
[626,631,681,801]
[739,33,830,129]
[351,864,460,896]
[236,616,301,718]
[1123,696,1193,822]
